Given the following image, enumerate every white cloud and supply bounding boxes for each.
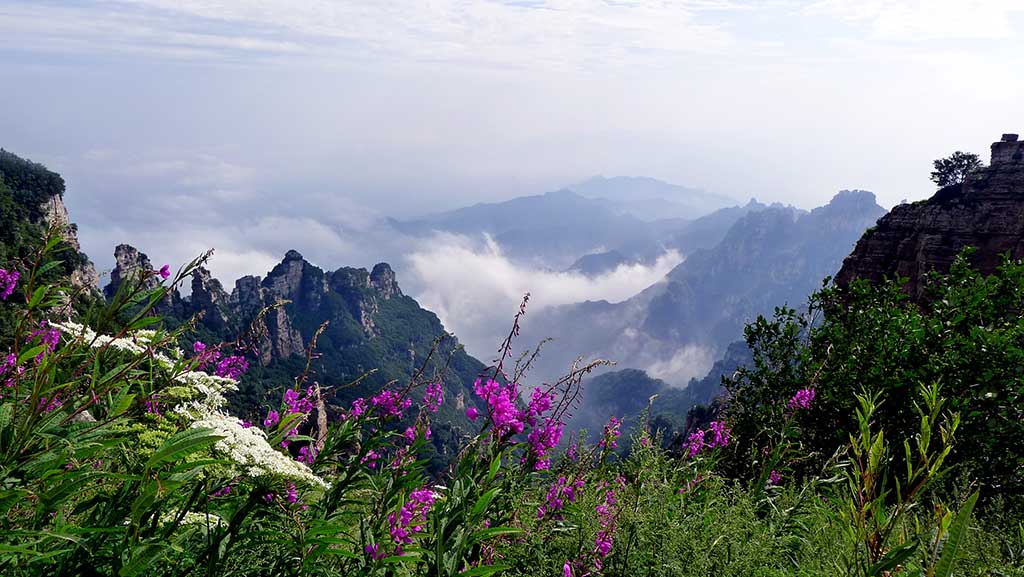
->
[644,344,714,384]
[1,0,736,69]
[804,0,1024,41]
[405,232,682,358]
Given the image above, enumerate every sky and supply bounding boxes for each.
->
[1,0,1022,356]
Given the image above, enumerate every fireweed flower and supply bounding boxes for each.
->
[192,341,222,370]
[686,429,706,458]
[525,418,564,470]
[297,445,317,465]
[0,267,18,300]
[158,264,171,279]
[1,353,21,389]
[768,470,782,486]
[264,409,280,428]
[598,416,622,450]
[537,476,585,519]
[365,543,384,561]
[787,387,816,411]
[422,382,444,413]
[466,406,478,421]
[144,395,162,416]
[370,389,412,419]
[708,420,731,449]
[388,487,436,554]
[473,378,524,436]
[27,321,60,362]
[215,355,249,380]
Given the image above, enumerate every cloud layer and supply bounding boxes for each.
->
[405,233,682,361]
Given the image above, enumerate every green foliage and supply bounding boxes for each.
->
[930,151,984,187]
[725,251,1024,510]
[1,236,1023,577]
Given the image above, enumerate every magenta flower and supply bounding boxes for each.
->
[144,395,161,416]
[598,416,621,450]
[263,409,280,428]
[563,562,572,577]
[768,470,782,486]
[466,406,478,421]
[526,418,565,470]
[537,476,585,519]
[370,388,412,419]
[686,429,706,458]
[422,382,444,413]
[787,388,816,411]
[473,378,524,436]
[158,264,171,280]
[285,483,299,504]
[297,445,317,464]
[26,321,60,362]
[708,420,731,449]
[388,487,436,554]
[0,267,19,301]
[365,543,384,561]
[214,355,248,379]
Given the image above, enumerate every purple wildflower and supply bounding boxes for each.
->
[158,264,171,280]
[422,382,444,413]
[297,445,317,465]
[466,406,478,421]
[0,268,18,301]
[708,420,731,449]
[27,321,60,362]
[365,543,384,561]
[214,355,248,379]
[370,388,412,419]
[788,388,816,411]
[144,395,161,416]
[285,483,299,504]
[537,476,585,519]
[686,429,706,458]
[263,409,280,428]
[262,492,275,504]
[526,418,564,470]
[768,470,782,486]
[388,487,436,554]
[598,416,622,450]
[563,562,572,577]
[473,378,524,436]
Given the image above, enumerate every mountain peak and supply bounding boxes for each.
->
[283,249,305,262]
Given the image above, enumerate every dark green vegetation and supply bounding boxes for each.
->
[931,151,985,187]
[724,250,1024,510]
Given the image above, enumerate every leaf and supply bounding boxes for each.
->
[867,538,919,576]
[473,527,523,541]
[146,427,223,468]
[933,490,979,577]
[471,487,500,518]
[119,542,171,577]
[28,285,49,308]
[126,316,162,331]
[458,565,511,576]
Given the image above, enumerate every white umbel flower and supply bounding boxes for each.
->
[192,411,330,490]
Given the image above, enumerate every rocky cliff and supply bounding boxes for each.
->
[836,134,1024,299]
[0,149,99,293]
[103,246,487,450]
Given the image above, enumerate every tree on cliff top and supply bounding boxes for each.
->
[930,151,983,187]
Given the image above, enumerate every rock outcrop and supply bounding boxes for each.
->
[836,134,1024,300]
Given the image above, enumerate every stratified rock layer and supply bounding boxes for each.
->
[836,134,1024,299]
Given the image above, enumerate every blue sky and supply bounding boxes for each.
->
[1,0,1022,285]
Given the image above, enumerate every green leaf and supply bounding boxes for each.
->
[146,427,223,468]
[933,490,979,577]
[120,542,171,577]
[471,487,500,518]
[867,538,919,576]
[458,565,511,576]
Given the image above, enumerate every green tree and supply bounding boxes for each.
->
[930,151,984,187]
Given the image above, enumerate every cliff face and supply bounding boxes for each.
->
[0,149,99,293]
[836,134,1024,299]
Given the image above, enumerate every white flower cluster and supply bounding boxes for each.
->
[160,510,225,528]
[192,411,330,490]
[53,321,329,489]
[51,320,151,355]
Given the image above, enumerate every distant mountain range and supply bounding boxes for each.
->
[570,175,736,221]
[519,190,886,387]
[392,176,739,271]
